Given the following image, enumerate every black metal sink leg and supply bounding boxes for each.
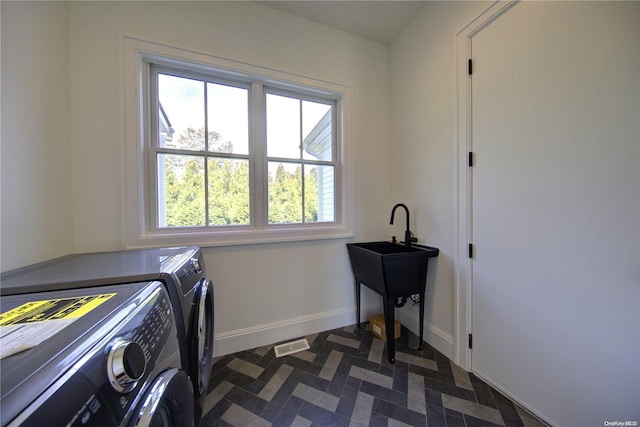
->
[355,278,362,328]
[383,297,396,364]
[418,292,425,350]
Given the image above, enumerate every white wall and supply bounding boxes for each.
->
[1,2,73,271]
[390,1,640,425]
[3,1,638,421]
[2,2,391,354]
[388,2,489,358]
[67,1,391,255]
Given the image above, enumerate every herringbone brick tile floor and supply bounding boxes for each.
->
[200,324,547,427]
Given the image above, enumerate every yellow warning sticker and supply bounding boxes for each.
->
[0,293,117,326]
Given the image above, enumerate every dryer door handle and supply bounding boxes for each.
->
[130,368,194,427]
[189,278,214,397]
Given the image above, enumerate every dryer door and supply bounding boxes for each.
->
[129,368,194,427]
[189,278,214,396]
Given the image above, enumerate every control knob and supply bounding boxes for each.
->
[107,339,146,393]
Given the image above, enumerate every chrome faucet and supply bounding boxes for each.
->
[390,203,417,247]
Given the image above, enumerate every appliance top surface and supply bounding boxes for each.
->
[0,281,163,404]
[0,246,200,295]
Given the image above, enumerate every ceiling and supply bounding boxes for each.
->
[258,1,428,45]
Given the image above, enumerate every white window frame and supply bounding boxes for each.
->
[122,37,354,248]
[149,64,254,230]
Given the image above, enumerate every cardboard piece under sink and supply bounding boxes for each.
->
[369,314,401,341]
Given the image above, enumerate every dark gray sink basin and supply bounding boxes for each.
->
[346,241,439,363]
[346,241,439,298]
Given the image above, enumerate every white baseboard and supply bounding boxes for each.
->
[213,304,382,357]
[212,304,454,360]
[395,310,455,360]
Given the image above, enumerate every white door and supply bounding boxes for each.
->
[469,2,639,426]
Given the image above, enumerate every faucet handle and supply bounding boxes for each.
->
[404,230,418,246]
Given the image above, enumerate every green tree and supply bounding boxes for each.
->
[162,127,320,227]
[304,166,318,222]
[168,126,230,152]
[268,164,303,224]
[166,158,205,226]
[208,158,250,225]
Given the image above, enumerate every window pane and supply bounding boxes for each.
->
[158,74,205,151]
[267,94,301,159]
[207,83,249,155]
[157,153,205,227]
[208,158,250,225]
[305,165,335,223]
[268,162,302,224]
[302,101,332,161]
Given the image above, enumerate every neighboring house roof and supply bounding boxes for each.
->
[159,102,175,142]
[303,110,331,160]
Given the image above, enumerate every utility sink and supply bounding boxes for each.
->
[346,241,439,363]
[346,242,439,297]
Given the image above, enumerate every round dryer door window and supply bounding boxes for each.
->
[189,278,214,396]
[130,368,194,427]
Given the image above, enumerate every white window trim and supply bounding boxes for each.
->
[122,37,354,248]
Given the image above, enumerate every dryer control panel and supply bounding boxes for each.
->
[86,285,176,425]
[4,282,180,427]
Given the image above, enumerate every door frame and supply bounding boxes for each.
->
[453,0,518,370]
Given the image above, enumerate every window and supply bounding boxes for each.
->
[151,67,251,228]
[265,91,335,224]
[123,39,353,247]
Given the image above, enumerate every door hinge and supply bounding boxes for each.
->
[468,151,473,167]
[468,58,473,75]
[468,333,473,349]
[468,243,473,258]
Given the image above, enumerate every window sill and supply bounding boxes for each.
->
[126,225,354,249]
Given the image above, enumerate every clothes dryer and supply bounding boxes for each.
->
[1,247,214,399]
[0,281,194,427]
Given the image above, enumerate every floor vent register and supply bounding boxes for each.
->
[273,338,310,358]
